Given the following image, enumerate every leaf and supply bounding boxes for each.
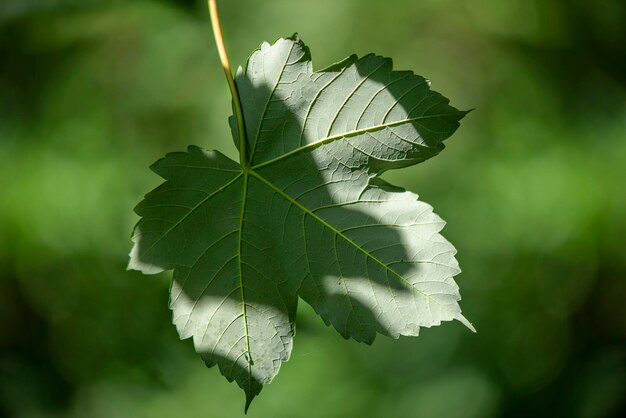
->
[129,35,473,410]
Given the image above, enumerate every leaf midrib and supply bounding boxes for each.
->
[237,172,253,374]
[138,173,243,259]
[248,41,297,162]
[251,113,460,170]
[246,168,459,317]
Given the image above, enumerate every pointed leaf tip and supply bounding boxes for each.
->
[244,395,254,414]
[458,314,477,333]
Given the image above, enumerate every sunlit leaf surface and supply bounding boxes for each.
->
[129,35,472,409]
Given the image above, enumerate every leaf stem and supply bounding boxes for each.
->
[208,0,249,169]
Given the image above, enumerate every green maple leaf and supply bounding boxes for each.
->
[129,35,473,410]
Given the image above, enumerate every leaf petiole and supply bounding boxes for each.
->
[208,0,249,169]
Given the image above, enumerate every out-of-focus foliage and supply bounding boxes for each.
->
[0,1,624,417]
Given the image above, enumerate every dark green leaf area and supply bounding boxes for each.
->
[129,36,472,409]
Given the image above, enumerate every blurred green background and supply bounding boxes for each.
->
[1,0,625,417]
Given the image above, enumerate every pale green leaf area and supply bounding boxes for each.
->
[129,35,471,408]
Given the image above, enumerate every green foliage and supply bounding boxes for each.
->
[129,35,472,408]
[5,1,625,417]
